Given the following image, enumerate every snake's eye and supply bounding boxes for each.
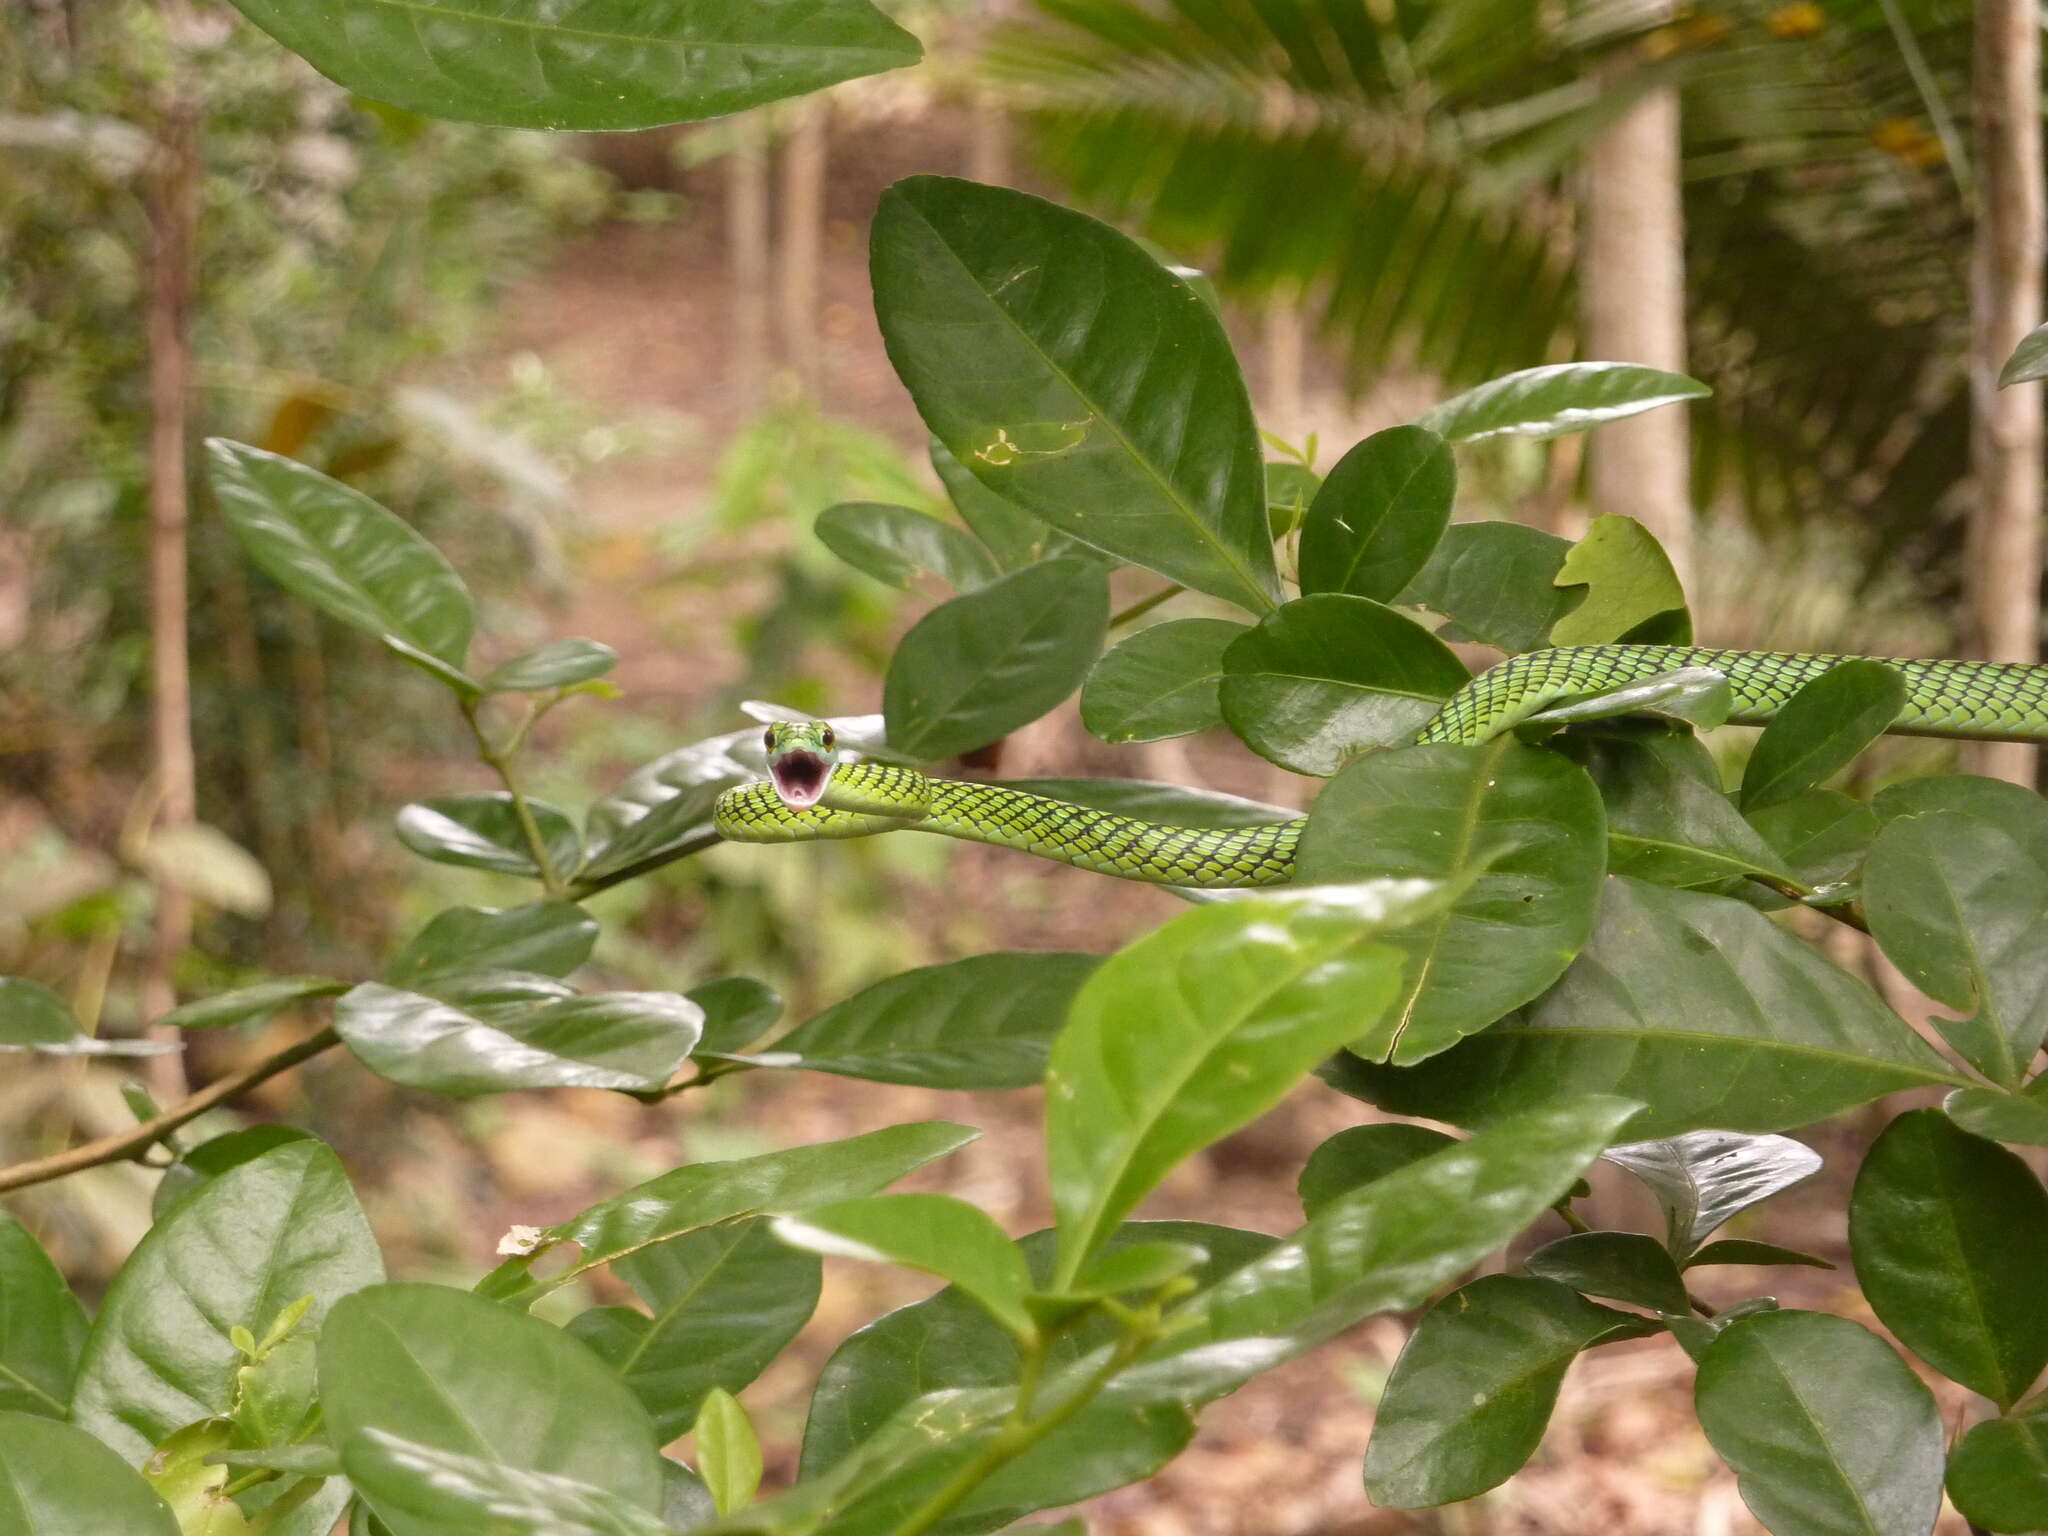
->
[821,727,836,750]
[762,728,775,750]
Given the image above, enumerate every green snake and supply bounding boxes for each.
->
[712,645,2048,889]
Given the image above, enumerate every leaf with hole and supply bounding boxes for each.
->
[1548,515,1689,646]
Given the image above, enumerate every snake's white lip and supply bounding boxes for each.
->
[769,750,833,809]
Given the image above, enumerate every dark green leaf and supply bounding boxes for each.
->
[1220,596,1469,774]
[1081,618,1245,744]
[1999,320,2048,387]
[1297,426,1454,601]
[1944,1086,2048,1146]
[320,1284,664,1536]
[1560,731,1796,889]
[343,1430,670,1536]
[1399,520,1574,655]
[694,1390,762,1517]
[394,793,581,879]
[775,1194,1034,1341]
[1695,1310,1944,1536]
[1522,1231,1691,1314]
[992,778,1292,829]
[1849,1109,2048,1406]
[482,638,618,694]
[1364,1275,1639,1506]
[570,1218,819,1441]
[157,976,347,1031]
[1874,774,2048,867]
[1296,739,1606,1062]
[152,1125,316,1220]
[0,1410,179,1534]
[219,0,921,131]
[335,982,700,1097]
[0,1214,87,1418]
[816,502,998,593]
[1665,1298,1782,1364]
[929,437,1077,572]
[1343,878,1961,1138]
[884,558,1108,760]
[763,952,1098,1090]
[1604,1130,1823,1258]
[1947,1403,2048,1532]
[874,176,1278,613]
[1686,1239,1834,1271]
[207,440,475,677]
[1747,788,1877,893]
[686,977,784,1056]
[1296,1123,1459,1219]
[71,1140,382,1462]
[1522,668,1731,733]
[1061,1240,1207,1303]
[1548,515,1689,647]
[385,902,597,987]
[663,1459,718,1532]
[1418,363,1709,444]
[1739,661,1907,812]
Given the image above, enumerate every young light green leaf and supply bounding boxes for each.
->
[481,638,618,694]
[0,1411,180,1535]
[1398,519,1575,654]
[1548,515,1689,646]
[1296,1123,1459,1219]
[774,1193,1035,1341]
[1081,618,1245,744]
[1739,660,1907,811]
[1418,363,1709,444]
[1947,1403,2048,1531]
[1265,460,1320,537]
[384,902,598,988]
[0,1214,87,1419]
[815,502,999,593]
[394,793,582,879]
[1603,1130,1823,1258]
[341,1430,672,1536]
[694,1390,763,1517]
[157,976,347,1031]
[1521,1232,1691,1314]
[874,177,1278,613]
[1297,426,1454,601]
[141,1419,258,1535]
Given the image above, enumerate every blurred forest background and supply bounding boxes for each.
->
[0,1,2025,1531]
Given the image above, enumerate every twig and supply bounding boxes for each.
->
[1109,584,1183,629]
[460,698,564,897]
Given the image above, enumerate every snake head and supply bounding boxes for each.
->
[761,720,839,809]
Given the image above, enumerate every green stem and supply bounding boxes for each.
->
[460,698,564,898]
[1109,584,1183,629]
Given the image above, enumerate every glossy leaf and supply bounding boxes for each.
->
[1849,1110,2048,1406]
[0,977,171,1057]
[1548,515,1689,647]
[1999,319,2048,387]
[142,1419,258,1536]
[151,1125,316,1220]
[1399,519,1575,655]
[1296,739,1607,1063]
[1418,363,1709,444]
[394,792,581,879]
[158,976,347,1031]
[1265,461,1319,537]
[883,558,1108,760]
[873,176,1278,613]
[929,436,1076,571]
[1947,1404,2048,1532]
[1046,883,1434,1286]
[1296,1123,1458,1219]
[695,1389,763,1517]
[1081,618,1244,744]
[1944,1086,2048,1146]
[993,778,1293,829]
[687,977,784,1055]
[482,638,618,693]
[1297,426,1454,601]
[1695,1310,1944,1536]
[815,502,998,593]
[1874,773,2048,863]
[342,1430,670,1536]
[763,952,1098,1090]
[1364,1275,1639,1506]
[1219,596,1469,774]
[1522,668,1731,734]
[207,440,475,679]
[1522,1231,1691,1314]
[335,982,700,1097]
[774,1194,1034,1341]
[570,1217,819,1441]
[0,1410,179,1535]
[1343,878,1961,1139]
[220,0,921,131]
[320,1284,664,1536]
[1747,787,1877,892]
[1686,1239,1833,1271]
[1604,1129,1823,1258]
[71,1140,383,1462]
[1560,730,1795,889]
[0,1214,87,1418]
[1739,660,1906,812]
[385,902,597,987]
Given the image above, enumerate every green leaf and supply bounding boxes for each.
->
[334,982,701,1097]
[1694,1310,1944,1536]
[482,638,618,694]
[694,1390,762,1517]
[1739,660,1907,812]
[141,1419,257,1536]
[206,440,475,678]
[158,977,347,1031]
[1046,882,1436,1287]
[775,1194,1034,1341]
[929,436,1077,572]
[1296,739,1607,1062]
[1548,515,1689,647]
[1604,1130,1824,1259]
[1944,1086,2048,1146]
[873,176,1278,613]
[1296,1123,1458,1220]
[1746,787,1877,893]
[0,976,174,1057]
[662,1460,718,1533]
[569,1218,820,1441]
[152,1125,316,1220]
[1686,1239,1834,1271]
[1297,426,1455,602]
[883,558,1109,760]
[1522,1232,1691,1314]
[1865,810,2048,1087]
[1947,1403,2048,1532]
[1418,363,1709,444]
[0,1411,179,1535]
[0,1214,87,1419]
[687,977,784,1056]
[1060,1241,1207,1303]
[394,793,582,879]
[1341,878,1962,1138]
[1081,618,1245,744]
[992,778,1293,829]
[342,1430,671,1536]
[71,1140,383,1462]
[320,1284,664,1536]
[385,902,596,988]
[1398,520,1575,655]
[1219,596,1469,775]
[1264,461,1320,538]
[762,952,1099,1090]
[218,0,921,131]
[1875,773,2048,864]
[1364,1275,1640,1506]
[1560,730,1797,889]
[478,1122,977,1307]
[1849,1109,2048,1407]
[2000,320,2048,387]
[815,502,999,593]
[1521,668,1731,733]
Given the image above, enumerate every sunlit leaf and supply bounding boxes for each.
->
[1419,363,1709,444]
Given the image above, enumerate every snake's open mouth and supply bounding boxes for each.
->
[769,750,834,809]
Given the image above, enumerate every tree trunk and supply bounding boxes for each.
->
[1581,74,1693,591]
[1965,0,2044,786]
[727,112,771,411]
[1263,296,1307,441]
[968,89,1009,185]
[777,100,828,395]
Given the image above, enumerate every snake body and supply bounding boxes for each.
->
[713,646,2048,889]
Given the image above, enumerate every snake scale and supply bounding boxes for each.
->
[711,645,2048,889]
